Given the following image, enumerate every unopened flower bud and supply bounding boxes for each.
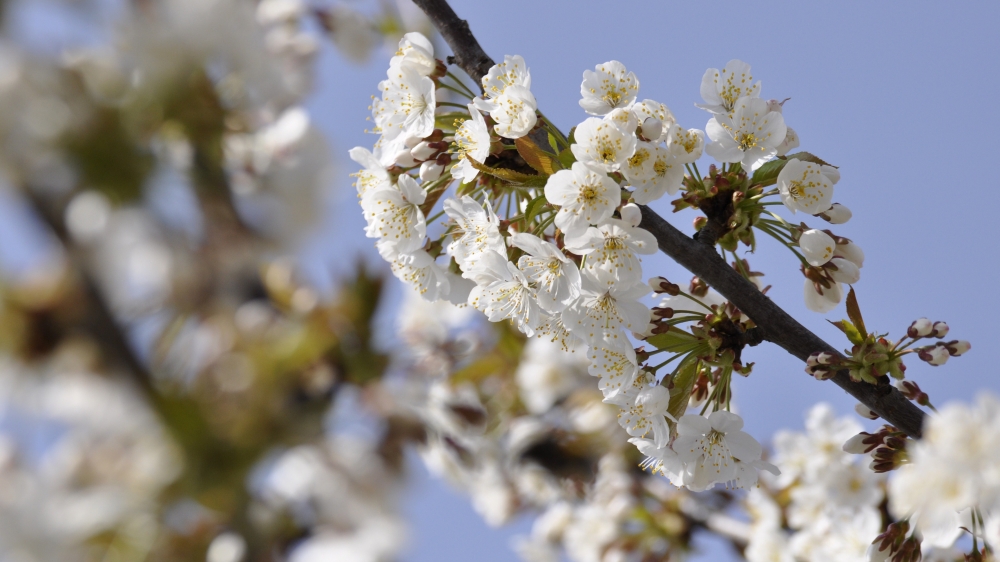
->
[800,229,836,266]
[693,216,707,231]
[632,322,656,340]
[917,344,949,366]
[819,165,840,185]
[866,542,892,562]
[648,276,680,295]
[419,160,443,181]
[907,318,933,338]
[931,321,949,338]
[394,148,418,167]
[855,403,880,420]
[818,203,852,224]
[843,432,875,454]
[620,203,641,227]
[765,98,789,114]
[945,340,970,356]
[640,117,662,142]
[835,240,865,268]
[828,257,861,284]
[689,277,708,297]
[776,126,800,157]
[410,141,438,161]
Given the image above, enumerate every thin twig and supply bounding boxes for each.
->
[411,0,926,438]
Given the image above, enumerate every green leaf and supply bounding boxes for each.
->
[515,137,559,175]
[750,158,787,187]
[667,357,700,424]
[829,319,865,346]
[845,287,867,337]
[547,132,561,155]
[786,151,836,168]
[646,326,700,352]
[749,152,838,188]
[557,148,576,169]
[524,194,548,225]
[468,158,548,187]
[567,126,577,145]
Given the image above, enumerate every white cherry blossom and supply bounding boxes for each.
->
[562,277,650,344]
[543,161,620,236]
[348,146,391,204]
[442,196,506,271]
[664,124,705,164]
[608,384,675,448]
[776,126,800,157]
[372,64,436,145]
[586,337,639,400]
[570,116,637,173]
[777,159,837,214]
[377,245,450,302]
[451,105,492,184]
[697,59,761,115]
[803,277,842,314]
[466,250,542,337]
[510,232,581,313]
[624,143,684,205]
[672,411,777,491]
[474,55,537,139]
[631,99,676,141]
[364,174,426,254]
[564,218,657,288]
[389,32,436,77]
[579,60,639,116]
[705,96,786,171]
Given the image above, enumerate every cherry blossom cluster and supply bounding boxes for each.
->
[352,33,811,492]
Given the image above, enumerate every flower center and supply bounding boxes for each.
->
[737,132,758,151]
[628,148,649,169]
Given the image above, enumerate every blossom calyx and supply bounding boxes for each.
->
[648,277,680,295]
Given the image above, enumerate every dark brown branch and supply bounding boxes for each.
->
[411,0,926,439]
[411,0,495,86]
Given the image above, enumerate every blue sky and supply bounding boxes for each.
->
[5,1,1000,561]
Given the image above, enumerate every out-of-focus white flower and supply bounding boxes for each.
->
[705,96,786,171]
[378,246,450,302]
[452,106,492,184]
[777,160,837,215]
[543,161,620,236]
[697,60,761,115]
[511,232,581,314]
[579,60,639,116]
[570,117,637,173]
[515,338,588,414]
[442,196,506,272]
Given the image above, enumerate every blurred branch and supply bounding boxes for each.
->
[410,0,927,439]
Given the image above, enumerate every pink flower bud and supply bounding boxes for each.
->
[828,257,861,284]
[917,345,949,366]
[393,148,418,167]
[410,141,438,161]
[799,229,836,266]
[907,318,933,338]
[620,203,642,227]
[855,403,879,420]
[945,340,970,356]
[819,203,852,224]
[640,117,662,142]
[419,160,443,181]
[931,321,949,338]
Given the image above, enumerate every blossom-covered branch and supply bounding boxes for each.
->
[410,0,927,438]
